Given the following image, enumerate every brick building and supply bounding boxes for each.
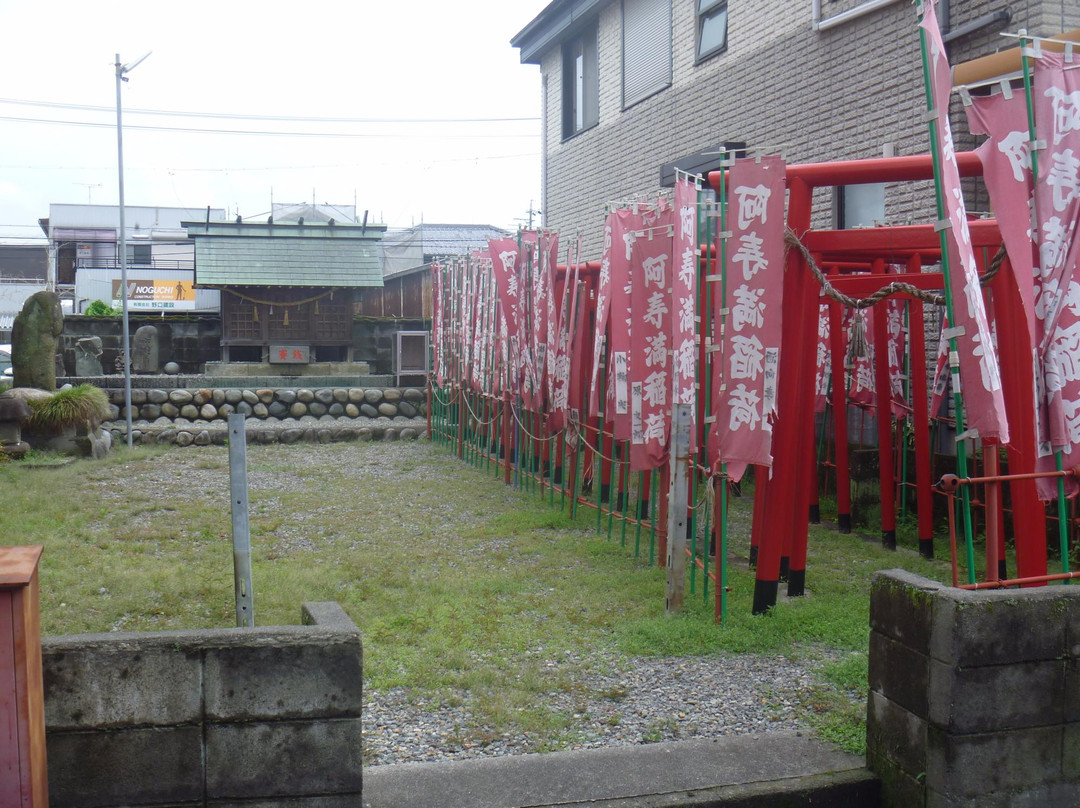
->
[512,1,1080,258]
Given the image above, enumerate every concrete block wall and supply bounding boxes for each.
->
[41,602,362,808]
[535,0,1079,259]
[867,570,1080,808]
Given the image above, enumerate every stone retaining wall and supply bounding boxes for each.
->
[867,570,1080,808]
[101,385,428,446]
[42,602,363,808]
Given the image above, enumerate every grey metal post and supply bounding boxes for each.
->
[665,403,692,614]
[228,413,255,627]
[115,54,133,447]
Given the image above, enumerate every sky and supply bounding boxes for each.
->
[0,0,551,243]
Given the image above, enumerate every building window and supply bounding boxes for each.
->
[126,243,152,265]
[562,23,599,139]
[623,0,672,108]
[835,184,886,229]
[697,0,728,62]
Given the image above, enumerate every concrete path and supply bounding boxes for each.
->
[362,731,878,808]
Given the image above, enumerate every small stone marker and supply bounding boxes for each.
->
[74,337,104,377]
[132,325,159,374]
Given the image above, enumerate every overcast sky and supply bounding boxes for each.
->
[0,0,550,243]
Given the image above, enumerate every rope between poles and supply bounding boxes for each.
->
[784,228,1006,308]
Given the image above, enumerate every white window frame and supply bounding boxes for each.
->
[562,23,599,140]
[696,0,728,63]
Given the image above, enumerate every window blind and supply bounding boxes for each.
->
[623,0,672,108]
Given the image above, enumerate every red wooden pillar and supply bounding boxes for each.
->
[0,545,47,808]
[872,259,897,549]
[828,284,852,533]
[754,176,814,610]
[992,259,1047,580]
[783,179,818,599]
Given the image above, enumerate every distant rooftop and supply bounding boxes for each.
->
[380,223,512,278]
[246,202,367,225]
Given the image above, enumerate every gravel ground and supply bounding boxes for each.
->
[103,439,832,767]
[362,652,822,766]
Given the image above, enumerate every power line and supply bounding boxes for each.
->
[0,114,539,139]
[0,97,540,125]
[0,151,542,173]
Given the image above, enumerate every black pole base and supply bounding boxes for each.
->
[882,529,897,550]
[808,504,820,524]
[999,559,1008,580]
[838,513,852,534]
[779,556,790,582]
[919,538,935,560]
[542,461,551,478]
[752,579,779,614]
[638,500,650,519]
[600,483,611,504]
[787,569,806,597]
[582,479,593,495]
[616,493,625,510]
[749,546,759,568]
[553,467,564,484]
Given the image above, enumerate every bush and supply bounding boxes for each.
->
[84,300,121,316]
[25,385,110,433]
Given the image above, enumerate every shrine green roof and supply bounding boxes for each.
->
[184,220,386,288]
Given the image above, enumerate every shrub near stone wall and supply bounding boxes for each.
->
[101,386,427,446]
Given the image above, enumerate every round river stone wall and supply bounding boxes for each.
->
[102,386,428,447]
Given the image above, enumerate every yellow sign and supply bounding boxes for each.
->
[111,279,196,310]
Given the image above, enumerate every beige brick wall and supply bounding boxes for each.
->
[532,0,1075,258]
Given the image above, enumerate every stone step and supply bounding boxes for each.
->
[361,732,879,808]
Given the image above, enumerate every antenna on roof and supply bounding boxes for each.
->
[361,210,368,237]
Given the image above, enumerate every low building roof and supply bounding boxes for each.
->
[183,220,386,288]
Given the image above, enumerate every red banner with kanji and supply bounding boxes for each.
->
[710,155,786,481]
[673,178,700,450]
[919,0,1010,445]
[629,209,675,470]
[609,207,645,440]
[1033,50,1080,492]
[589,214,616,417]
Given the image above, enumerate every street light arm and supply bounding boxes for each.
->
[121,51,152,75]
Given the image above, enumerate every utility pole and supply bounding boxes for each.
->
[115,50,151,449]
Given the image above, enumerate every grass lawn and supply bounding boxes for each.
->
[0,440,957,755]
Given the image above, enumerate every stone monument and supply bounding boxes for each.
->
[132,325,159,374]
[11,291,63,391]
[75,336,104,377]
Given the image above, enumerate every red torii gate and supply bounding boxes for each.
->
[709,152,1048,614]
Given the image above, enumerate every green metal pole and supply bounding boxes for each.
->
[635,470,644,558]
[917,5,977,584]
[620,445,631,547]
[717,154,730,620]
[649,471,657,566]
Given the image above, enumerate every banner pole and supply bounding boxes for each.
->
[717,158,730,622]
[917,1,977,584]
